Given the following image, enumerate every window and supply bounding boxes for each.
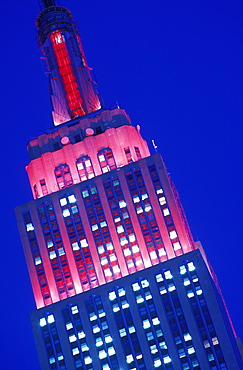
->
[76,156,95,181]
[40,179,48,196]
[134,146,142,159]
[124,147,133,163]
[98,148,116,173]
[54,164,73,189]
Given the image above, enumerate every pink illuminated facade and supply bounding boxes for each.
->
[15,1,243,369]
[15,0,197,311]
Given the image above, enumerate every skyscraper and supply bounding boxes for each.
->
[15,1,243,369]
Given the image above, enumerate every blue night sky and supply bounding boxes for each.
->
[0,1,242,368]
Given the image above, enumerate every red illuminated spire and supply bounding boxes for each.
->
[36,1,102,126]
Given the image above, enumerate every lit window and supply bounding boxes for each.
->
[156,274,163,282]
[72,242,80,251]
[39,318,47,327]
[156,188,163,194]
[154,358,162,367]
[128,326,136,334]
[104,268,112,276]
[58,247,65,256]
[105,335,113,343]
[160,341,167,349]
[160,287,167,295]
[142,193,148,200]
[66,322,73,330]
[188,346,195,354]
[106,242,114,250]
[68,195,76,203]
[62,209,70,217]
[163,356,172,364]
[136,295,144,304]
[119,200,127,208]
[208,354,214,362]
[96,337,103,347]
[49,251,56,260]
[143,319,151,329]
[113,180,119,186]
[82,190,89,198]
[93,325,100,333]
[173,242,181,251]
[196,288,203,295]
[150,345,158,354]
[145,292,152,300]
[109,291,116,301]
[212,337,219,345]
[47,240,53,248]
[109,254,117,262]
[103,364,110,370]
[188,262,195,271]
[108,346,116,356]
[123,212,129,219]
[92,224,98,231]
[119,328,127,337]
[159,196,166,205]
[169,230,177,239]
[47,314,55,324]
[117,225,124,234]
[84,356,92,365]
[136,206,143,214]
[158,248,166,256]
[132,245,139,253]
[129,234,136,242]
[78,331,85,339]
[71,205,78,214]
[132,283,140,291]
[100,221,107,228]
[101,257,108,265]
[152,317,160,325]
[133,196,140,203]
[163,208,170,216]
[60,198,67,206]
[49,357,55,364]
[113,265,120,273]
[57,355,64,361]
[145,204,151,212]
[184,333,192,341]
[80,239,88,248]
[156,329,163,338]
[89,313,97,321]
[150,251,157,260]
[168,283,176,292]
[187,290,194,298]
[72,347,79,355]
[126,354,134,364]
[184,278,190,286]
[136,354,143,360]
[99,350,107,359]
[26,223,34,231]
[98,245,105,254]
[113,304,120,312]
[118,288,126,297]
[203,340,210,348]
[164,270,173,279]
[35,257,42,265]
[141,279,149,288]
[123,248,131,256]
[147,332,154,341]
[69,334,77,343]
[71,305,79,314]
[114,217,121,223]
[180,265,187,274]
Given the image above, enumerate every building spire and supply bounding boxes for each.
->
[36,1,102,126]
[41,0,57,9]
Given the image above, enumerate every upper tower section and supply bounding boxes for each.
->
[36,0,102,126]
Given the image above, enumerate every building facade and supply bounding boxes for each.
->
[15,1,243,369]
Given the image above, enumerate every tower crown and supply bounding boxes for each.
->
[36,1,102,126]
